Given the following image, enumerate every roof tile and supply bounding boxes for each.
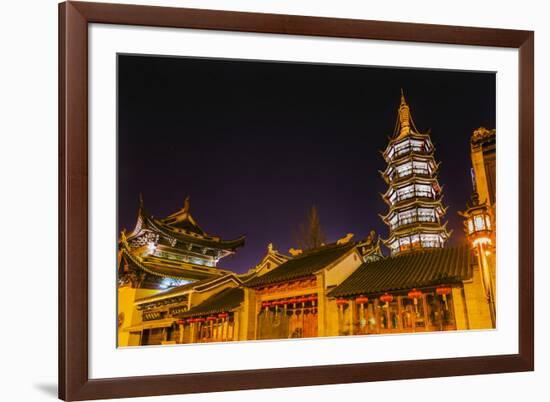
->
[245,243,356,287]
[328,245,472,297]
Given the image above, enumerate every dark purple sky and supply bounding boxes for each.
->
[118,54,495,273]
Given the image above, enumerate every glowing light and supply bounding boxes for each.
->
[147,241,157,255]
[472,237,492,247]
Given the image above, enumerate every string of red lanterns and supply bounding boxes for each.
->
[178,287,452,327]
[261,295,318,309]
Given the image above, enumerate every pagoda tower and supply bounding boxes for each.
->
[380,90,450,255]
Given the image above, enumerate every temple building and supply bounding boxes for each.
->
[120,242,288,345]
[323,121,497,335]
[117,196,245,346]
[380,91,450,255]
[327,245,473,334]
[117,94,497,346]
[124,274,243,346]
[458,127,497,327]
[243,234,382,340]
[470,127,496,206]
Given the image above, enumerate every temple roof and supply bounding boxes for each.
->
[328,245,472,298]
[119,240,232,281]
[161,196,205,235]
[127,196,245,251]
[239,243,290,281]
[245,243,357,287]
[177,287,244,318]
[134,273,241,305]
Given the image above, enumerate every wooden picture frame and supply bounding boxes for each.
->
[59,1,534,400]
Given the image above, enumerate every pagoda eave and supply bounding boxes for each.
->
[383,196,445,212]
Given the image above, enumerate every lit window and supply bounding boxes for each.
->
[468,220,474,234]
[474,215,485,231]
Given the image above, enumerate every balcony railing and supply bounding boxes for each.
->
[390,145,427,161]
[390,215,437,230]
[390,168,430,181]
[391,190,434,204]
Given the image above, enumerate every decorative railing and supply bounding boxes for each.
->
[391,190,434,203]
[390,168,430,181]
[390,215,437,230]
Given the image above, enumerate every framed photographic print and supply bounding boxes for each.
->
[59,1,534,400]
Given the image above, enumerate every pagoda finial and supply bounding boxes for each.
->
[183,196,190,213]
[139,193,144,207]
[397,89,411,138]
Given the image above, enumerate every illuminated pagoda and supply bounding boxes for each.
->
[118,195,246,290]
[380,91,450,255]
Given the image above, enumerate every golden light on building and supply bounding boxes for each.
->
[460,191,496,327]
[379,90,450,255]
[117,100,498,347]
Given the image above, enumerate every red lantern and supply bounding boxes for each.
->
[436,286,452,309]
[186,318,194,324]
[218,312,228,319]
[380,293,394,304]
[206,316,217,321]
[336,298,348,306]
[288,298,298,306]
[177,319,185,325]
[195,317,205,323]
[408,289,423,301]
[436,286,452,296]
[298,296,309,304]
[262,301,271,308]
[355,295,369,304]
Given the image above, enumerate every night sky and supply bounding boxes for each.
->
[118,54,495,273]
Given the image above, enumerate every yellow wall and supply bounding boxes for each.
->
[462,266,493,330]
[452,287,470,330]
[239,288,257,341]
[117,286,160,347]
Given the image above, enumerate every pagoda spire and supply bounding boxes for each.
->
[397,88,411,139]
[183,196,191,214]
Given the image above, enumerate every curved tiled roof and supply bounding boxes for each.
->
[245,243,356,287]
[178,287,244,318]
[328,245,472,298]
[143,212,246,250]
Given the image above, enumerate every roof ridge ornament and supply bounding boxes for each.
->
[337,233,354,245]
